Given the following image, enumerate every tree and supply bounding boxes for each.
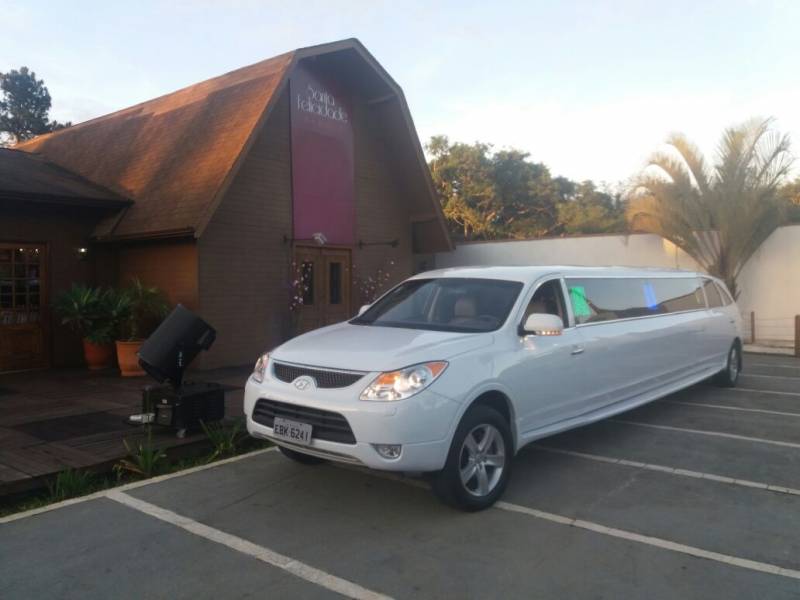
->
[492,149,563,238]
[427,136,501,240]
[779,177,800,223]
[0,67,71,146]
[627,118,793,297]
[558,181,626,235]
[427,136,566,241]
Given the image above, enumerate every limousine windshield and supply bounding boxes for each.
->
[352,277,523,333]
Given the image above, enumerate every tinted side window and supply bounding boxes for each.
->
[703,278,723,308]
[524,279,567,324]
[650,278,705,313]
[567,277,706,324]
[567,278,651,324]
[715,282,733,305]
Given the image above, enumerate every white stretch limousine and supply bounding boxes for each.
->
[245,266,743,510]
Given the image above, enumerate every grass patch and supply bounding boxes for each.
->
[0,419,271,518]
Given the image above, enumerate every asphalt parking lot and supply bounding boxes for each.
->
[2,353,800,599]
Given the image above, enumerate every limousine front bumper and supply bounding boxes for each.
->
[243,373,461,472]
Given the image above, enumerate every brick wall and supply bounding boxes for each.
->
[197,84,417,369]
[117,239,199,310]
[197,91,293,368]
[351,96,413,308]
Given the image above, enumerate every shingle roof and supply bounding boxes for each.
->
[13,39,451,250]
[0,148,129,207]
[16,51,293,239]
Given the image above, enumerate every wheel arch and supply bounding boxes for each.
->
[463,389,518,451]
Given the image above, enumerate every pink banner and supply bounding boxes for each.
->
[290,61,355,246]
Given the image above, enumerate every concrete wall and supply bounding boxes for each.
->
[434,227,800,346]
[736,225,800,346]
[435,233,701,271]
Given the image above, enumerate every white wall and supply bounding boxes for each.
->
[435,233,701,270]
[434,227,800,346]
[736,225,800,346]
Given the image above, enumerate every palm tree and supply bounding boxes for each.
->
[628,118,793,297]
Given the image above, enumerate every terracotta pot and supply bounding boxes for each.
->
[116,340,145,377]
[82,339,115,370]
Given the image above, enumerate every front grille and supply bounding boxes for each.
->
[273,362,365,389]
[252,399,356,444]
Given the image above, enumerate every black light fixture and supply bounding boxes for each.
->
[358,238,399,249]
[74,246,90,261]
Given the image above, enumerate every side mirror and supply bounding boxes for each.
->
[357,304,370,316]
[522,313,564,336]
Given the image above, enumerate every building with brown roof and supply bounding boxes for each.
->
[0,38,451,372]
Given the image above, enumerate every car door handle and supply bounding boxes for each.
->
[571,345,585,356]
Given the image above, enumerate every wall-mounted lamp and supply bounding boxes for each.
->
[74,246,89,261]
[283,232,328,246]
[358,239,399,249]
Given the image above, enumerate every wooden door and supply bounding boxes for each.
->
[294,246,351,335]
[0,243,48,371]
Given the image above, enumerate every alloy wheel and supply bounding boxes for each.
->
[729,346,739,380]
[458,423,506,497]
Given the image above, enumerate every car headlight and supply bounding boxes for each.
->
[360,361,448,401]
[251,352,270,383]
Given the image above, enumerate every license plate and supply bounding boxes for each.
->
[272,417,312,445]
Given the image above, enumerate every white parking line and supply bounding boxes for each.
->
[107,490,392,600]
[612,420,800,450]
[664,400,800,418]
[339,465,800,582]
[535,445,800,497]
[495,501,800,581]
[740,373,800,381]
[727,387,800,397]
[748,363,800,369]
[0,447,278,525]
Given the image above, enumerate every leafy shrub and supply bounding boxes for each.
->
[46,468,95,502]
[201,419,244,462]
[114,428,167,479]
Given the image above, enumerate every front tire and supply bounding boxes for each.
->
[433,405,513,511]
[714,342,741,387]
[278,445,326,465]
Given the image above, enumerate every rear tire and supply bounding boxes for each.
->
[714,342,741,387]
[278,445,326,465]
[433,405,513,511]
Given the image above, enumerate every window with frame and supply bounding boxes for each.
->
[715,281,733,305]
[566,277,705,325]
[523,279,567,325]
[702,278,723,308]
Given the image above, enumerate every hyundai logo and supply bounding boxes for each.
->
[293,376,315,391]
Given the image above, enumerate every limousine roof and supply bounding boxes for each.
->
[416,265,707,283]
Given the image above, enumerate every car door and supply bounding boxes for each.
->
[502,276,592,434]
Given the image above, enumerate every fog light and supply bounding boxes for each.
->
[373,444,402,460]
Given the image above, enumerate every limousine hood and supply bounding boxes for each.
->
[272,322,493,372]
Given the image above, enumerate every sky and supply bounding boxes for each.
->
[2,0,799,186]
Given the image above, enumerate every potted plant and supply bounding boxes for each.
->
[53,284,115,370]
[113,278,169,377]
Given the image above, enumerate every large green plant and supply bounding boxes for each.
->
[628,118,793,297]
[115,278,169,341]
[53,284,114,344]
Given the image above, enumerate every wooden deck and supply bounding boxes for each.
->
[0,366,249,497]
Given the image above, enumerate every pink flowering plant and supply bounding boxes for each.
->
[353,260,395,306]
